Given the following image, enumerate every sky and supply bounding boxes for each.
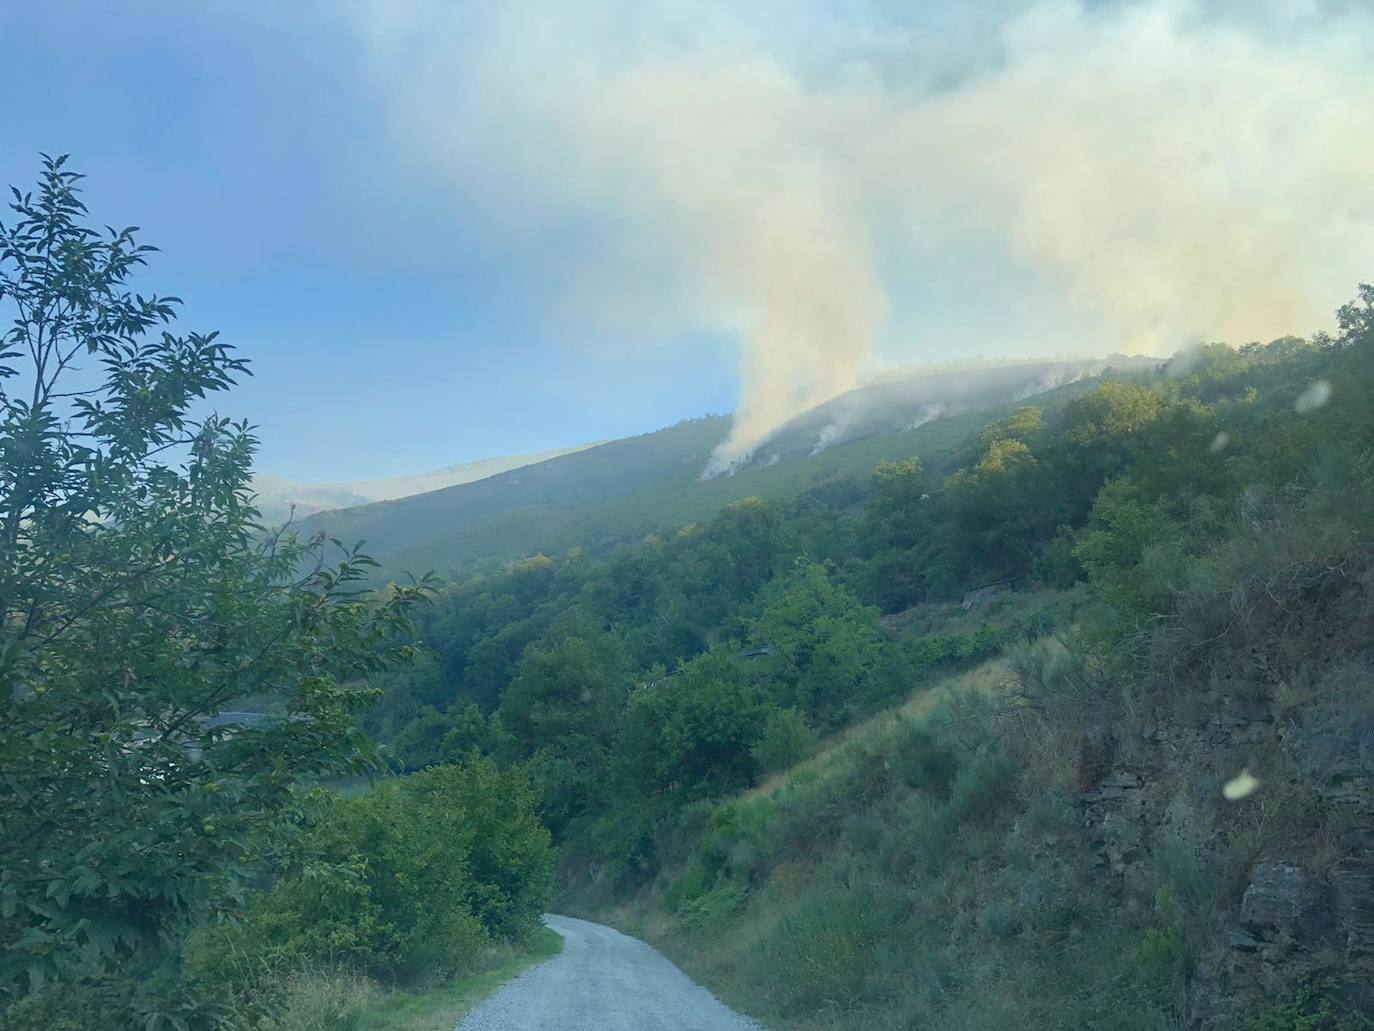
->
[3,1,1371,480]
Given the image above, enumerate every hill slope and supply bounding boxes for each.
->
[300,361,1154,579]
[252,443,597,524]
[737,356,1152,469]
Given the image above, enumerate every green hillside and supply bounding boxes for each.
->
[356,298,1374,1030]
[300,374,1131,580]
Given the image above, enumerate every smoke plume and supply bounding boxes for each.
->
[347,0,1374,472]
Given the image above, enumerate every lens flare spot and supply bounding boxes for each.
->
[1222,769,1261,801]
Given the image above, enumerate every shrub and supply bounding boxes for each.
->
[189,758,554,997]
[1239,976,1373,1031]
[976,900,1020,940]
[751,707,819,774]
[891,722,960,795]
[663,861,711,914]
[1138,926,1191,1002]
[902,793,958,875]
[946,749,1019,825]
[1033,527,1084,588]
[755,876,906,1014]
[1153,837,1214,926]
[673,879,749,932]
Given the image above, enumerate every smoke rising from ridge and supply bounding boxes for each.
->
[348,0,1374,472]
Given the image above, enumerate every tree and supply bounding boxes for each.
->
[0,158,429,1023]
[185,758,554,996]
[747,559,882,724]
[494,617,629,834]
[959,406,1043,467]
[609,647,765,811]
[861,458,930,553]
[1059,382,1161,447]
[496,617,628,755]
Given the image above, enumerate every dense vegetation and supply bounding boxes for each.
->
[362,287,1374,1027]
[365,326,1316,855]
[0,162,555,1029]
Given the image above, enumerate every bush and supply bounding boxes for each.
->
[946,749,1019,825]
[697,799,777,884]
[1153,836,1214,926]
[188,758,554,999]
[1033,527,1084,588]
[673,879,749,932]
[751,708,819,774]
[663,861,712,914]
[891,722,960,795]
[903,793,958,875]
[755,875,906,1014]
[976,900,1019,940]
[1138,926,1191,1004]
[1239,976,1373,1031]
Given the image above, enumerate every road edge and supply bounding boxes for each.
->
[356,925,565,1031]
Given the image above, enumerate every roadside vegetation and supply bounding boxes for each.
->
[0,161,555,1029]
[254,925,562,1031]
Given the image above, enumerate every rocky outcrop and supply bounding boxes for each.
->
[1071,665,1374,1026]
[1234,863,1335,950]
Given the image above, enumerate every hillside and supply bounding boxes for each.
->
[251,442,597,524]
[357,298,1374,1031]
[300,360,1152,579]
[737,356,1154,469]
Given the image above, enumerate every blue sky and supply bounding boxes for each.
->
[1,3,736,480]
[4,2,1370,479]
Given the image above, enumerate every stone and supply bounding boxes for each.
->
[1239,863,1335,947]
[1330,859,1374,957]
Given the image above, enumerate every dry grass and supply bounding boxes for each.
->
[741,657,1010,804]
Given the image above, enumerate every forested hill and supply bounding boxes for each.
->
[296,359,1152,579]
[250,440,598,525]
[362,291,1374,1029]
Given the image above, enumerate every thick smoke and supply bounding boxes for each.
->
[347,0,1374,472]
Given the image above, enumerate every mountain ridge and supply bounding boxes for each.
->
[252,443,599,524]
[298,358,1159,579]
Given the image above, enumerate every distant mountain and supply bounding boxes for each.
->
[252,444,597,525]
[299,358,1158,580]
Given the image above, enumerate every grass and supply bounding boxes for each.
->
[354,927,563,1031]
[740,656,1009,804]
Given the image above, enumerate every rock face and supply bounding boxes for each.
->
[1331,858,1374,958]
[1237,864,1335,948]
[1071,666,1374,1026]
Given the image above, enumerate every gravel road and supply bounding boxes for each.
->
[456,914,763,1031]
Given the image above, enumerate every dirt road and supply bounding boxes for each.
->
[456,914,762,1031]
